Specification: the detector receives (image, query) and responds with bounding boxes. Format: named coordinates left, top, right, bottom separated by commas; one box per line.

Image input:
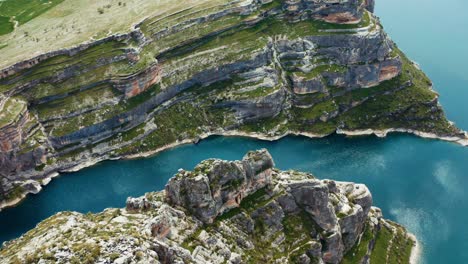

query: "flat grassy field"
left=0, top=0, right=65, bottom=35
left=0, top=0, right=228, bottom=70
left=0, top=15, right=13, bottom=35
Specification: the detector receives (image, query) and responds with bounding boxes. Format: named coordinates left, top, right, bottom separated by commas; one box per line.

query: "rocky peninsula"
left=0, top=150, right=417, bottom=263
left=0, top=0, right=466, bottom=208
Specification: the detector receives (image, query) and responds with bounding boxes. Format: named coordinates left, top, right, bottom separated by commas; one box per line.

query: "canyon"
left=0, top=0, right=465, bottom=209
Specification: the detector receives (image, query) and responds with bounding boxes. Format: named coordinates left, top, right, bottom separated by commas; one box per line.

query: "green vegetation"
left=369, top=224, right=393, bottom=263
left=0, top=0, right=65, bottom=35
left=70, top=243, right=101, bottom=264
left=161, top=13, right=373, bottom=80
left=294, top=64, right=347, bottom=79
left=293, top=92, right=330, bottom=106
left=341, top=223, right=374, bottom=264
left=0, top=40, right=129, bottom=93
left=239, top=188, right=268, bottom=211
left=114, top=102, right=228, bottom=155
left=181, top=228, right=204, bottom=253
left=215, top=187, right=270, bottom=221
left=0, top=16, right=14, bottom=35
left=0, top=97, right=27, bottom=128
left=387, top=225, right=415, bottom=264
left=292, top=101, right=338, bottom=122
left=34, top=84, right=120, bottom=120
left=367, top=222, right=413, bottom=264
left=0, top=0, right=64, bottom=25
left=335, top=51, right=457, bottom=134
left=1, top=185, right=25, bottom=201
left=35, top=164, right=46, bottom=172
left=282, top=211, right=318, bottom=262
left=140, top=0, right=235, bottom=36
left=315, top=10, right=372, bottom=31
left=239, top=112, right=288, bottom=135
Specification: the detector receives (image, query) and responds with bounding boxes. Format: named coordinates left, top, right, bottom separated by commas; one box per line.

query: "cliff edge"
left=0, top=0, right=466, bottom=208
left=0, top=150, right=417, bottom=264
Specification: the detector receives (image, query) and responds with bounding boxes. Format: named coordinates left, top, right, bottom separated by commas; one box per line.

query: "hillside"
left=0, top=0, right=466, bottom=208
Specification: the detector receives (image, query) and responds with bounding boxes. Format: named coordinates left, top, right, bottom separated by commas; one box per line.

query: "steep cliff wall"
left=0, top=150, right=417, bottom=264
left=0, top=0, right=465, bottom=207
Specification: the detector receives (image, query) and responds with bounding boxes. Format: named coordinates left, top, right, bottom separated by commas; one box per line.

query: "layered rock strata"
left=0, top=150, right=417, bottom=264
left=0, top=0, right=465, bottom=207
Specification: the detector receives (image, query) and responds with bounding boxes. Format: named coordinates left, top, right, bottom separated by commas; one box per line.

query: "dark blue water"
left=1, top=1, right=468, bottom=263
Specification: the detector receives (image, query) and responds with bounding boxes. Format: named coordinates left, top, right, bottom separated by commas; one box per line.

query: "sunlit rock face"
left=0, top=150, right=416, bottom=264
left=0, top=0, right=462, bottom=207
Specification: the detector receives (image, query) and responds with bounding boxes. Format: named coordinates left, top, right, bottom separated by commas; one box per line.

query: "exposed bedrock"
left=112, top=64, right=163, bottom=98
left=0, top=0, right=463, bottom=207
left=166, top=149, right=275, bottom=223
left=1, top=150, right=416, bottom=264
left=284, top=0, right=369, bottom=24
left=50, top=51, right=272, bottom=149
left=163, top=149, right=374, bottom=263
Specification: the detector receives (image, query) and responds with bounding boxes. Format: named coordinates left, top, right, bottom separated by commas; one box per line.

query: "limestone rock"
left=0, top=0, right=462, bottom=205
left=165, top=149, right=274, bottom=223
left=0, top=150, right=418, bottom=264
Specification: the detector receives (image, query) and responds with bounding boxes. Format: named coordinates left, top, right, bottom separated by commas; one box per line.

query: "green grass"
left=239, top=188, right=268, bottom=211
left=283, top=211, right=316, bottom=244
left=34, top=84, right=119, bottom=120
left=216, top=207, right=242, bottom=221
left=114, top=102, right=228, bottom=155
left=369, top=225, right=393, bottom=263
left=368, top=222, right=413, bottom=264
left=163, top=14, right=369, bottom=66
left=0, top=40, right=129, bottom=93
left=0, top=0, right=65, bottom=35
left=332, top=48, right=458, bottom=135
left=239, top=112, right=288, bottom=134
left=292, top=100, right=338, bottom=122
left=0, top=15, right=14, bottom=35
left=387, top=226, right=414, bottom=264
left=0, top=97, right=27, bottom=128
left=341, top=223, right=374, bottom=264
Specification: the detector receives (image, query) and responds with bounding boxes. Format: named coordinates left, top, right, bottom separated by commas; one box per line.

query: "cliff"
left=0, top=150, right=417, bottom=264
left=0, top=0, right=466, bottom=207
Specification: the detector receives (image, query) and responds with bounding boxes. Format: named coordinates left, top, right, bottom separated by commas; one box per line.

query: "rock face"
left=0, top=150, right=417, bottom=264
left=0, top=0, right=465, bottom=206
left=166, top=149, right=274, bottom=223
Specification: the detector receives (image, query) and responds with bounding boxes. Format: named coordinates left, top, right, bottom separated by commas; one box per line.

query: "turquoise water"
left=1, top=1, right=468, bottom=263
left=377, top=0, right=468, bottom=128
left=1, top=135, right=468, bottom=264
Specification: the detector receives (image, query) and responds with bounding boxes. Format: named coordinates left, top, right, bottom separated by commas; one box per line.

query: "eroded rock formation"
left=0, top=0, right=465, bottom=207
left=0, top=150, right=417, bottom=264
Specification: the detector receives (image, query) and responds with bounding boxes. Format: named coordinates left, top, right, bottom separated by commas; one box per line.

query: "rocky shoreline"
left=1, top=0, right=464, bottom=231
left=0, top=149, right=418, bottom=264
left=2, top=127, right=465, bottom=212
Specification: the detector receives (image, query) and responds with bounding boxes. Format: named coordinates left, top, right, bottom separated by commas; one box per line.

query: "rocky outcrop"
left=0, top=150, right=417, bottom=264
left=0, top=0, right=464, bottom=208
left=284, top=0, right=367, bottom=24
left=166, top=149, right=274, bottom=223
left=112, top=64, right=163, bottom=98
left=0, top=96, right=50, bottom=199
